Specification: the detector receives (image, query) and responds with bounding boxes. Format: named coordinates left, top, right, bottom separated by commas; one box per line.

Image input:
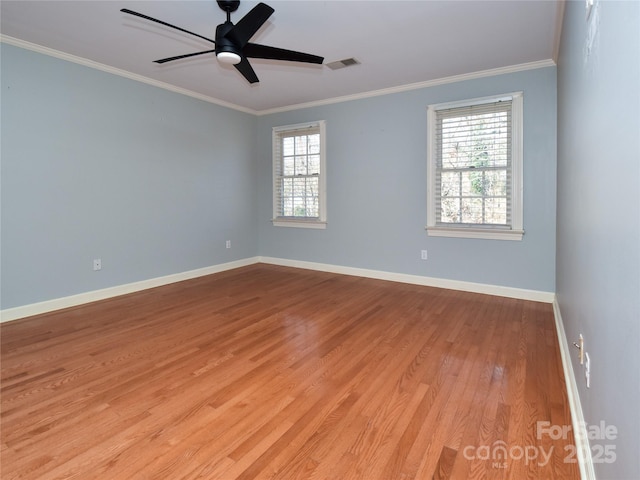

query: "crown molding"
left=2, top=34, right=556, bottom=116
left=256, top=59, right=557, bottom=115
left=0, top=34, right=258, bottom=115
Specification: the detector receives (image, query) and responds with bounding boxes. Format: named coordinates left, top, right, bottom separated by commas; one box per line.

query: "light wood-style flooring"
left=1, top=264, right=579, bottom=479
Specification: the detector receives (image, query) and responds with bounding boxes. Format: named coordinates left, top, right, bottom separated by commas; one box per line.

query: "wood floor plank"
left=1, top=264, right=579, bottom=479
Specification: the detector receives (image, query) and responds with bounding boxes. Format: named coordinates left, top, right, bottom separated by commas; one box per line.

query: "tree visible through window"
left=427, top=93, right=523, bottom=240
left=438, top=103, right=510, bottom=225
left=280, top=133, right=320, bottom=217
left=273, top=121, right=326, bottom=228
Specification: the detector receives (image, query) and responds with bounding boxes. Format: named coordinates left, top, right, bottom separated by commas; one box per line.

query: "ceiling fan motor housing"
left=215, top=22, right=241, bottom=63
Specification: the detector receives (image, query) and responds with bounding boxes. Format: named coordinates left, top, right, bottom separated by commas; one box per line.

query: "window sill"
left=426, top=226, right=524, bottom=241
left=272, top=219, right=327, bottom=229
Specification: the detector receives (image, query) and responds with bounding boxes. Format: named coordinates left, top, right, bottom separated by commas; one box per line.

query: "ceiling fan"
left=121, top=1, right=324, bottom=84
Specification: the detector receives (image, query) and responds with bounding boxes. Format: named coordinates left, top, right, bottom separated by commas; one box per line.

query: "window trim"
left=426, top=92, right=524, bottom=241
left=272, top=120, right=327, bottom=229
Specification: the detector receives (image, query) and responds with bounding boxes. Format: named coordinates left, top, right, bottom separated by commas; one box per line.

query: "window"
left=272, top=121, right=326, bottom=228
left=427, top=92, right=523, bottom=240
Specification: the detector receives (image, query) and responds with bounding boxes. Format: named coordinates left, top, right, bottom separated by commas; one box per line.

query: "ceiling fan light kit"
left=216, top=51, right=242, bottom=65
left=121, top=0, right=324, bottom=84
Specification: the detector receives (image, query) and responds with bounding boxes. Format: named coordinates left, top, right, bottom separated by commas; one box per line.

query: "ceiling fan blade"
left=234, top=56, right=259, bottom=84
left=225, top=2, right=274, bottom=48
left=154, top=50, right=217, bottom=64
left=121, top=8, right=216, bottom=45
left=243, top=43, right=324, bottom=64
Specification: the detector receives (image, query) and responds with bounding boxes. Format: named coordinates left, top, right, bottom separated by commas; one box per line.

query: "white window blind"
left=427, top=93, right=523, bottom=240
left=273, top=121, right=326, bottom=228
left=436, top=100, right=512, bottom=226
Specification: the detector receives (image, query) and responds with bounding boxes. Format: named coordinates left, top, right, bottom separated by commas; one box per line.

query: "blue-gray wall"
left=2, top=44, right=558, bottom=312
left=257, top=67, right=558, bottom=292
left=1, top=44, right=258, bottom=309
left=557, top=1, right=640, bottom=478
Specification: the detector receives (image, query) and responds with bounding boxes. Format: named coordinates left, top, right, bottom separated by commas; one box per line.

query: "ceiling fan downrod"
left=215, top=1, right=242, bottom=64
left=217, top=0, right=240, bottom=22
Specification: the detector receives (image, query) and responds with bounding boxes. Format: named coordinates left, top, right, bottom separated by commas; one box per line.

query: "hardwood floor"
left=1, top=264, right=579, bottom=479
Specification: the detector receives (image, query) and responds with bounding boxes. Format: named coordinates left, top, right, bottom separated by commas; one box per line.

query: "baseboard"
left=0, top=257, right=260, bottom=323
left=552, top=297, right=596, bottom=480
left=258, top=256, right=555, bottom=303
left=1, top=256, right=555, bottom=323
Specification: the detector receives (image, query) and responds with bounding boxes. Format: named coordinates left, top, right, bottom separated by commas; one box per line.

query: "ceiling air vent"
left=326, top=58, right=360, bottom=70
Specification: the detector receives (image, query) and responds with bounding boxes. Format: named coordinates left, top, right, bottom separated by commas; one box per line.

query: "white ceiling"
left=0, top=0, right=562, bottom=113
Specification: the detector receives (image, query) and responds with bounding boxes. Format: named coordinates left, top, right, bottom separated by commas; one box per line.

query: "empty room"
left=1, top=1, right=638, bottom=479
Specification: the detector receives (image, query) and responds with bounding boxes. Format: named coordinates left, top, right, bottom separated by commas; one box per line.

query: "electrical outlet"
left=226, top=240, right=231, bottom=249
left=93, top=258, right=102, bottom=271
left=573, top=334, right=584, bottom=364
left=421, top=250, right=428, bottom=260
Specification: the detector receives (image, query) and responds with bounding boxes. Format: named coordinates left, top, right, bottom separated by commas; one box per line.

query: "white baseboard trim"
left=1, top=256, right=555, bottom=323
left=552, top=297, right=595, bottom=480
left=258, top=256, right=555, bottom=303
left=0, top=257, right=260, bottom=323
